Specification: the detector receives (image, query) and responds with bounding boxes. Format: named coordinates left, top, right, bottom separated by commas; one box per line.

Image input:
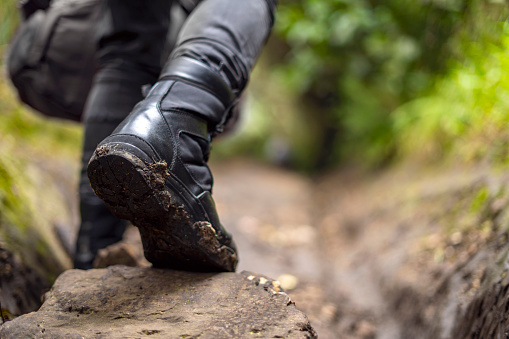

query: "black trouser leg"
left=74, top=75, right=151, bottom=269
left=75, top=0, right=276, bottom=268
left=74, top=0, right=173, bottom=269
left=161, top=0, right=277, bottom=126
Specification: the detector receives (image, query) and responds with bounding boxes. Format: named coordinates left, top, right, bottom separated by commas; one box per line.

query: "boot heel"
left=87, top=145, right=162, bottom=221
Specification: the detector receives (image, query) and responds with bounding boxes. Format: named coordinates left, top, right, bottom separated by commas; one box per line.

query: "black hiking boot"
left=87, top=58, right=238, bottom=272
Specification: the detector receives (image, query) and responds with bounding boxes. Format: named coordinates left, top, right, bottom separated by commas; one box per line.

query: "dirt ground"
left=212, top=159, right=384, bottom=338
left=98, top=158, right=509, bottom=338
left=209, top=159, right=509, bottom=338
left=98, top=158, right=351, bottom=337
left=6, top=155, right=509, bottom=338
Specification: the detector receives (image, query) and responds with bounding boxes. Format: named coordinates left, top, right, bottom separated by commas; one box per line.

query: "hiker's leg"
left=74, top=0, right=173, bottom=269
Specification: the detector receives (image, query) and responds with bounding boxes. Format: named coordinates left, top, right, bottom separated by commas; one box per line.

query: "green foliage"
left=271, top=0, right=470, bottom=169
left=470, top=187, right=489, bottom=213
left=0, top=139, right=66, bottom=282
left=0, top=0, right=19, bottom=46
left=0, top=75, right=83, bottom=158
left=0, top=151, right=30, bottom=235
left=276, top=0, right=448, bottom=96
left=0, top=0, right=507, bottom=174
left=0, top=0, right=80, bottom=280
left=393, top=20, right=509, bottom=164
left=222, top=0, right=509, bottom=171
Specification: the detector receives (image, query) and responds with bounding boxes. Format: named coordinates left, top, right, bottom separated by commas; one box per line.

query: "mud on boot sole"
left=87, top=144, right=237, bottom=272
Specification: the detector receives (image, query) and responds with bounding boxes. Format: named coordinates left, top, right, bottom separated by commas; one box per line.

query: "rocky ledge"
left=0, top=265, right=316, bottom=338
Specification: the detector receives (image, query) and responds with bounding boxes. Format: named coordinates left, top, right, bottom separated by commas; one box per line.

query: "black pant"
left=75, top=0, right=276, bottom=268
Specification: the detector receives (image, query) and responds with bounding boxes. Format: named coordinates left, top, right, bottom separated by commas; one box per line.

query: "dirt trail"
left=212, top=159, right=377, bottom=338
left=210, top=159, right=509, bottom=338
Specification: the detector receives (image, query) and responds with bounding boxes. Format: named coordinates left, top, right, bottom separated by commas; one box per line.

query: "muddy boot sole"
left=87, top=144, right=237, bottom=272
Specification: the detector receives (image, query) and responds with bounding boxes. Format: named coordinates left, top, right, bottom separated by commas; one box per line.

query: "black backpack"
left=6, top=0, right=200, bottom=122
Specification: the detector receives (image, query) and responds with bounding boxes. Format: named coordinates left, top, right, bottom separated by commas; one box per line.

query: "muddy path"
left=211, top=160, right=509, bottom=338
left=212, top=160, right=377, bottom=338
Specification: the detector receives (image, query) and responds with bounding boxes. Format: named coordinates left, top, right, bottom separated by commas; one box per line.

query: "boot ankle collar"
left=159, top=57, right=234, bottom=109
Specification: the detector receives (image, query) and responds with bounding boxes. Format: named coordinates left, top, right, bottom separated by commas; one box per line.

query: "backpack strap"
left=25, top=6, right=59, bottom=65
left=18, top=0, right=51, bottom=20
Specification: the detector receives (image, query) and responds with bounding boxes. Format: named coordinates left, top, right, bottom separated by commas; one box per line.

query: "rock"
left=92, top=226, right=151, bottom=269
left=93, top=242, right=149, bottom=269
left=0, top=265, right=317, bottom=338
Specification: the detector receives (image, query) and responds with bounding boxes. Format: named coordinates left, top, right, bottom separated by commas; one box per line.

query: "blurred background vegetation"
left=0, top=0, right=509, bottom=174
left=0, top=0, right=80, bottom=283
left=215, top=0, right=509, bottom=173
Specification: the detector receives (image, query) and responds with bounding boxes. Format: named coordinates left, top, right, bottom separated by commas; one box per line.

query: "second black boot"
left=87, top=57, right=238, bottom=272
